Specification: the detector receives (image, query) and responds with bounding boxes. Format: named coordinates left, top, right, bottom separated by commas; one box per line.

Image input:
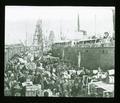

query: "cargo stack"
left=26, top=85, right=41, bottom=96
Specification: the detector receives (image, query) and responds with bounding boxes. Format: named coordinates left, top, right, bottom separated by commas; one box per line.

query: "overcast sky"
left=5, top=6, right=115, bottom=45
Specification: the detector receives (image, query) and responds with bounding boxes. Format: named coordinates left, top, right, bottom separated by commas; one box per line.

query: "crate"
left=26, top=86, right=36, bottom=96
left=103, top=91, right=114, bottom=97
left=26, top=85, right=42, bottom=96
left=4, top=89, right=11, bottom=96
left=14, top=88, right=22, bottom=96
left=26, top=87, right=36, bottom=96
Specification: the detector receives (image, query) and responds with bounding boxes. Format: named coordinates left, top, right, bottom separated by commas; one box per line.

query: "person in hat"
left=43, top=77, right=49, bottom=90
left=97, top=67, right=103, bottom=81
left=4, top=85, right=11, bottom=96
left=71, top=81, right=80, bottom=97
left=44, top=91, right=49, bottom=97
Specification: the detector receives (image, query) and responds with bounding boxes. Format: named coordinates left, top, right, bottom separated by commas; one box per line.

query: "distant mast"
left=77, top=13, right=80, bottom=32
left=112, top=8, right=115, bottom=38
left=94, top=14, right=96, bottom=36
left=26, top=32, right=27, bottom=46
left=112, top=9, right=115, bottom=32
left=25, top=23, right=28, bottom=47
left=59, top=19, right=62, bottom=40
left=60, top=21, right=62, bottom=40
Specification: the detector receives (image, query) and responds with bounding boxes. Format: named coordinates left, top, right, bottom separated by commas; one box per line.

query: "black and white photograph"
left=4, top=6, right=115, bottom=97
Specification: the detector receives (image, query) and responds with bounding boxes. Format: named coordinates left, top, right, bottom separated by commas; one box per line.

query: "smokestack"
left=77, top=13, right=80, bottom=32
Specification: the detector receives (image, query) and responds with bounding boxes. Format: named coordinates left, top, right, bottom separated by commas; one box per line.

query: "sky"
left=5, top=6, right=115, bottom=45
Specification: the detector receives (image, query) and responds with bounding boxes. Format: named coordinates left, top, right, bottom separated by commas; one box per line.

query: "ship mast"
left=94, top=14, right=96, bottom=37
left=60, top=20, right=62, bottom=40
left=60, top=19, right=65, bottom=40
left=26, top=32, right=27, bottom=46
left=25, top=23, right=28, bottom=47
left=77, top=13, right=80, bottom=32
left=112, top=8, right=115, bottom=38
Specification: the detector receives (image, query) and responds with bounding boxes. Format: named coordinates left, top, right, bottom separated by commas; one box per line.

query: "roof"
left=54, top=40, right=71, bottom=44
left=5, top=43, right=24, bottom=48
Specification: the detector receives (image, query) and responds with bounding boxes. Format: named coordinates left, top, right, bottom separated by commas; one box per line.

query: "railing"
left=75, top=42, right=114, bottom=48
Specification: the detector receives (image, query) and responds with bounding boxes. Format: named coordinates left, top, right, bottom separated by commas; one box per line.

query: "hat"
left=11, top=73, right=14, bottom=77
left=8, top=71, right=12, bottom=73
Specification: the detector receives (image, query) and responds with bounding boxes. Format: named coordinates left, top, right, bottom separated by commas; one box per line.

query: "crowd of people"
left=75, top=32, right=115, bottom=48
left=4, top=51, right=110, bottom=97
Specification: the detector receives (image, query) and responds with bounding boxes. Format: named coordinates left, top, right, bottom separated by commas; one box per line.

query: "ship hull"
left=52, top=47, right=114, bottom=70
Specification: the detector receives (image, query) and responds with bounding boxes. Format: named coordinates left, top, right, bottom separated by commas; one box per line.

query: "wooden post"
left=78, top=51, right=81, bottom=67
left=62, top=49, right=64, bottom=62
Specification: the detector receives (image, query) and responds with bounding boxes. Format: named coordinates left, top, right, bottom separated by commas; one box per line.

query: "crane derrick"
left=32, top=20, right=43, bottom=57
